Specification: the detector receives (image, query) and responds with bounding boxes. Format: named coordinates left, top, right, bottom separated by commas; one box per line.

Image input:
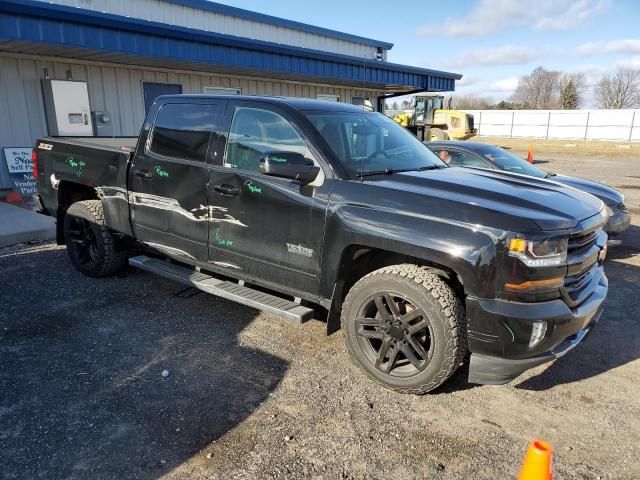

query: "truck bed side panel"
left=36, top=137, right=133, bottom=237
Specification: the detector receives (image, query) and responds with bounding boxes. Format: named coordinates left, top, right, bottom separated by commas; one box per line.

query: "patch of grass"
left=475, top=136, right=638, bottom=157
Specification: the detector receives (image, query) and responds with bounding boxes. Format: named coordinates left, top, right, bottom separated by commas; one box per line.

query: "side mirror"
left=259, top=152, right=320, bottom=185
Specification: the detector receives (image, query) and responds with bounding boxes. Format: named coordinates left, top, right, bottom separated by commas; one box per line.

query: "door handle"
left=213, top=184, right=241, bottom=196
left=134, top=169, right=153, bottom=179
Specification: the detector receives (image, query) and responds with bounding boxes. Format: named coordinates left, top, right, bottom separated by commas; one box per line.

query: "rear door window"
left=149, top=103, right=219, bottom=162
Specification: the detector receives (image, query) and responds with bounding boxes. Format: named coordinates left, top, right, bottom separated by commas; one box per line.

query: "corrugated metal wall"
left=41, top=0, right=383, bottom=60
left=0, top=53, right=384, bottom=189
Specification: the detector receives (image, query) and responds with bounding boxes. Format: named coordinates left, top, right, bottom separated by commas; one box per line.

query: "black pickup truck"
left=33, top=95, right=609, bottom=394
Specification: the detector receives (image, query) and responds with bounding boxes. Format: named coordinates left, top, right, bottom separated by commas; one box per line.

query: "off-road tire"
left=341, top=264, right=466, bottom=394
left=64, top=200, right=128, bottom=277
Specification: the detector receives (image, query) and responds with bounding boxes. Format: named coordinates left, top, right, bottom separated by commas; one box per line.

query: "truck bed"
left=35, top=135, right=135, bottom=236
left=52, top=137, right=137, bottom=153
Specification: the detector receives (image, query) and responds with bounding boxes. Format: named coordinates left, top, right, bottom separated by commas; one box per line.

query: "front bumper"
left=605, top=206, right=631, bottom=235
left=466, top=270, right=607, bottom=385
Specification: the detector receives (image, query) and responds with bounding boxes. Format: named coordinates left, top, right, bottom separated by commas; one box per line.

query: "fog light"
left=529, top=321, right=547, bottom=349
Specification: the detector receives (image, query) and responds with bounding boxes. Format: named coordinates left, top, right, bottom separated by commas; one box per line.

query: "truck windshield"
left=305, top=111, right=445, bottom=177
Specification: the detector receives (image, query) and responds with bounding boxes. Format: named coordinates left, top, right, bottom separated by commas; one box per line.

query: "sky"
left=214, top=0, right=640, bottom=106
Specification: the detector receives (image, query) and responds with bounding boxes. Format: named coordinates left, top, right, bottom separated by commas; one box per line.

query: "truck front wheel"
left=63, top=200, right=128, bottom=277
left=341, top=264, right=466, bottom=394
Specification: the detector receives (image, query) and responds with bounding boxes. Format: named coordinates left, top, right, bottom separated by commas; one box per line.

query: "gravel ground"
left=1, top=153, right=639, bottom=480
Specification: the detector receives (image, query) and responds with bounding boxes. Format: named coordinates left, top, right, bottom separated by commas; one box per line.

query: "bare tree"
left=559, top=73, right=586, bottom=109
left=594, top=69, right=640, bottom=109
left=451, top=94, right=495, bottom=110
left=511, top=67, right=561, bottom=109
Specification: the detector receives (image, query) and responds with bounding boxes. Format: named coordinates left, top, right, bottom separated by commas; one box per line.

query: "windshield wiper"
left=357, top=165, right=443, bottom=178
left=357, top=168, right=396, bottom=178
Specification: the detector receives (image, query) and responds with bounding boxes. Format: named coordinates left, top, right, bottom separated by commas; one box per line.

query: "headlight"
left=606, top=205, right=614, bottom=217
left=508, top=237, right=568, bottom=267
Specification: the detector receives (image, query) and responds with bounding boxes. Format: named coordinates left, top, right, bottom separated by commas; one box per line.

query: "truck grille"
left=563, top=228, right=603, bottom=307
left=567, top=230, right=598, bottom=255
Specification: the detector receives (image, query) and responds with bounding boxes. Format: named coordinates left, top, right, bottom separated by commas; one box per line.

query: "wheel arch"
left=325, top=244, right=466, bottom=335
left=55, top=181, right=99, bottom=244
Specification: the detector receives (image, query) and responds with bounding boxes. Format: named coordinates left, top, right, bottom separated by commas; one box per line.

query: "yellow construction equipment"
left=392, top=93, right=476, bottom=141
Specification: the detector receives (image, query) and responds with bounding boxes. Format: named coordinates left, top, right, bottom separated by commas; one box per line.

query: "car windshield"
left=472, top=144, right=547, bottom=178
left=305, top=111, right=445, bottom=176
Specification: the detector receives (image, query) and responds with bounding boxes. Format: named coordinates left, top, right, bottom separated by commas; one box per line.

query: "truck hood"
left=548, top=174, right=624, bottom=206
left=367, top=167, right=604, bottom=232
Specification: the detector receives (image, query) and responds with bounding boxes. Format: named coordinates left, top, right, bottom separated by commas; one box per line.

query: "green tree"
left=559, top=73, right=585, bottom=109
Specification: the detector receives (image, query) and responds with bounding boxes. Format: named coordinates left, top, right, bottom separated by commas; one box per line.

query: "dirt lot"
left=1, top=152, right=639, bottom=480
left=477, top=136, right=638, bottom=158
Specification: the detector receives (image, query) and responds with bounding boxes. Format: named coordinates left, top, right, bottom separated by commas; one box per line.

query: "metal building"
left=0, top=0, right=461, bottom=191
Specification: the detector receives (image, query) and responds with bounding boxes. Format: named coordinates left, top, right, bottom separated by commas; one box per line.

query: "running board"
left=129, top=255, right=314, bottom=323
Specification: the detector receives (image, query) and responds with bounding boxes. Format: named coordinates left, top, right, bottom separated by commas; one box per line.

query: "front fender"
left=320, top=202, right=505, bottom=299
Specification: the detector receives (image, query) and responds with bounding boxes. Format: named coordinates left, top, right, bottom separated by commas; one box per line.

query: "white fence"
left=464, top=109, right=640, bottom=142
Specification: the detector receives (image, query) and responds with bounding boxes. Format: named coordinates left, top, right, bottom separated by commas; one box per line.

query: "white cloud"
left=487, top=77, right=520, bottom=92
left=576, top=39, right=640, bottom=56
left=455, top=76, right=520, bottom=100
left=615, top=56, right=640, bottom=70
left=416, top=0, right=610, bottom=38
left=535, top=0, right=610, bottom=31
left=446, top=46, right=539, bottom=68
left=456, top=75, right=481, bottom=87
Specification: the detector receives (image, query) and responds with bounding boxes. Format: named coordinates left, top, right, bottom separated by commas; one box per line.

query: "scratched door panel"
left=129, top=101, right=223, bottom=262
left=129, top=159, right=210, bottom=261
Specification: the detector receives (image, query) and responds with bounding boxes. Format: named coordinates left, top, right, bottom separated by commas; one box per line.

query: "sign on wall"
left=3, top=147, right=37, bottom=196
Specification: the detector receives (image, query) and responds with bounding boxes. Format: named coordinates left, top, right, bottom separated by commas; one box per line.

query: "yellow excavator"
left=392, top=93, right=477, bottom=141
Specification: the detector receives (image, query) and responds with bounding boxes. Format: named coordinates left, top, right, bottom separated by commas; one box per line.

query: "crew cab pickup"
left=33, top=95, right=609, bottom=393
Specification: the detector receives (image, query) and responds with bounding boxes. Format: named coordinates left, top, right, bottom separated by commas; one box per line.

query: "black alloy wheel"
left=66, top=215, right=98, bottom=267
left=355, top=292, right=435, bottom=376
left=341, top=264, right=466, bottom=394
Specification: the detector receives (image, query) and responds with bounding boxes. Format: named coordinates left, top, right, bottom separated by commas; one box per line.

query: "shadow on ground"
left=0, top=246, right=288, bottom=480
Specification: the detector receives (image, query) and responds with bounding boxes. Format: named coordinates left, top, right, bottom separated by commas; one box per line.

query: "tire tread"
left=65, top=200, right=127, bottom=277
left=341, top=264, right=467, bottom=394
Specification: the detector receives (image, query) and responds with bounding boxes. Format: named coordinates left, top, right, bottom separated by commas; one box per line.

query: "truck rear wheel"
left=63, top=200, right=128, bottom=277
left=341, top=264, right=466, bottom=394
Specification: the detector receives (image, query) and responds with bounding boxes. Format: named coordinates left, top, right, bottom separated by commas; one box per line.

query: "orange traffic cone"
left=518, top=439, right=553, bottom=480
left=527, top=145, right=534, bottom=164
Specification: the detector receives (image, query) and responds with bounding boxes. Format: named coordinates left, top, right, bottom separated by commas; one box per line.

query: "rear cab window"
left=149, top=103, right=220, bottom=162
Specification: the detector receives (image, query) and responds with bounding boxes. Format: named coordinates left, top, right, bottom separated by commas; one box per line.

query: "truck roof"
left=154, top=94, right=367, bottom=112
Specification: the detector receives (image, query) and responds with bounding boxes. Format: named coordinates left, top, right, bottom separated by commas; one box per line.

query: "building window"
left=149, top=103, right=218, bottom=162
left=225, top=107, right=306, bottom=172
left=204, top=86, right=241, bottom=95
left=317, top=94, right=340, bottom=102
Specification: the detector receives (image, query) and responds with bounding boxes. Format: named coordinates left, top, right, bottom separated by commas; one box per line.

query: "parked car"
left=426, top=141, right=630, bottom=235
left=33, top=95, right=608, bottom=394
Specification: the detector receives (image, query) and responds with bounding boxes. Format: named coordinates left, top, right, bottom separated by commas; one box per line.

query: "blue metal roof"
left=164, top=0, right=395, bottom=50
left=0, top=0, right=461, bottom=92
